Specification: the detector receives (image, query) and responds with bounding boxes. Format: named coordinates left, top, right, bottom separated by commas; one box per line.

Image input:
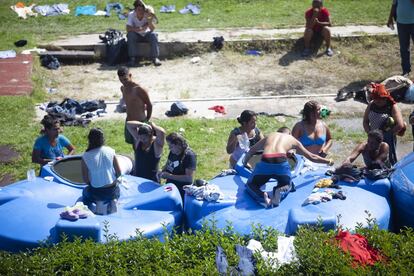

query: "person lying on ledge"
left=342, top=129, right=390, bottom=170
left=243, top=128, right=333, bottom=208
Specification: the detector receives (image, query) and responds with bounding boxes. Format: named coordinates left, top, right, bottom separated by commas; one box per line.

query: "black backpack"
left=100, top=29, right=128, bottom=66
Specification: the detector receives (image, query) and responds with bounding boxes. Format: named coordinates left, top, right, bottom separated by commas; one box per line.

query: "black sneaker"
left=153, top=58, right=162, bottom=66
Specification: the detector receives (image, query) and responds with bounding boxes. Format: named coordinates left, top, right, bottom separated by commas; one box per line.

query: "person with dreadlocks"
left=363, top=83, right=405, bottom=165
left=81, top=128, right=122, bottom=214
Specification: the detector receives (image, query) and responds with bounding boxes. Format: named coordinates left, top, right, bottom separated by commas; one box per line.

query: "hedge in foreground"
left=1, top=220, right=414, bottom=275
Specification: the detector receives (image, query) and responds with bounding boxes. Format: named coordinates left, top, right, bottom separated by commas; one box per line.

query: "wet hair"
left=166, top=132, right=188, bottom=150
left=368, top=129, right=384, bottom=144
left=302, top=100, right=319, bottom=122
left=237, top=110, right=256, bottom=125
left=86, top=128, right=105, bottom=152
left=277, top=126, right=291, bottom=134
left=41, top=115, right=59, bottom=130
left=134, top=0, right=145, bottom=9
left=138, top=124, right=153, bottom=136
left=117, top=66, right=130, bottom=77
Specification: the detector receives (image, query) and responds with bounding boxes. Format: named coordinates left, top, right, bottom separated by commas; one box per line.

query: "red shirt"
left=305, top=7, right=330, bottom=32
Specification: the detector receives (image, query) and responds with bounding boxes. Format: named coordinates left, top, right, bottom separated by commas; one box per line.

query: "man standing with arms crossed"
left=117, top=66, right=152, bottom=145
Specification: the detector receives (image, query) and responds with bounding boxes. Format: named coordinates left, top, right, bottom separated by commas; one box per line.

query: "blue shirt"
left=396, top=0, right=414, bottom=24
left=33, top=134, right=71, bottom=159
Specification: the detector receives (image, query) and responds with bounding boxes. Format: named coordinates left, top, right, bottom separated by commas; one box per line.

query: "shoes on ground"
left=153, top=58, right=162, bottom=66
left=326, top=48, right=334, bottom=57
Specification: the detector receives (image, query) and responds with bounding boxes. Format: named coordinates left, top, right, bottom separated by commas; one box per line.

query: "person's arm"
left=137, top=87, right=152, bottom=121
left=319, top=122, right=333, bottom=156
left=391, top=104, right=404, bottom=134
left=342, top=143, right=364, bottom=165
left=226, top=129, right=239, bottom=154
left=113, top=155, right=122, bottom=178
left=315, top=9, right=331, bottom=27
left=243, top=137, right=266, bottom=166
left=363, top=103, right=371, bottom=133
left=374, top=142, right=390, bottom=167
left=387, top=2, right=396, bottom=28
left=145, top=12, right=156, bottom=31
left=151, top=122, right=165, bottom=157
left=127, top=120, right=146, bottom=141
left=294, top=139, right=332, bottom=165
left=81, top=159, right=90, bottom=185
left=305, top=10, right=317, bottom=29
left=66, top=144, right=75, bottom=155
left=160, top=168, right=195, bottom=184
left=291, top=122, right=302, bottom=140
left=32, top=149, right=51, bottom=165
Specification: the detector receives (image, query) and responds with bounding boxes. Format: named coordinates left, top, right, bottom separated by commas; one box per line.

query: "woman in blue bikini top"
left=292, top=101, right=333, bottom=157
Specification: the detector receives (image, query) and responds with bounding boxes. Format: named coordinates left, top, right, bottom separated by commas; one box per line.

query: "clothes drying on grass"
left=34, top=4, right=70, bottom=16
left=0, top=50, right=17, bottom=59
left=179, top=3, right=200, bottom=15
left=75, top=5, right=96, bottom=16
left=335, top=230, right=385, bottom=267
left=10, top=3, right=37, bottom=19
left=105, top=3, right=126, bottom=19
left=160, top=5, right=175, bottom=13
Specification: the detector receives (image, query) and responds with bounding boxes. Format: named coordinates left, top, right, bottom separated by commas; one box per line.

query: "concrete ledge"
left=39, top=50, right=96, bottom=60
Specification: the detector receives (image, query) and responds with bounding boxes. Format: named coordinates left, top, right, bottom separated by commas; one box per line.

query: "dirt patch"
left=0, top=174, right=15, bottom=187
left=0, top=145, right=20, bottom=164
left=42, top=36, right=401, bottom=102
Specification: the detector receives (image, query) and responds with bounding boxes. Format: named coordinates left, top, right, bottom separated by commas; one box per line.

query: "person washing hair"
left=81, top=128, right=122, bottom=214
left=226, top=110, right=264, bottom=168
left=127, top=121, right=165, bottom=181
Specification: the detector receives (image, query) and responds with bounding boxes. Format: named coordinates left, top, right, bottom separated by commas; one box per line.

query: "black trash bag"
left=165, top=101, right=189, bottom=117
left=212, top=36, right=224, bottom=51
left=100, top=29, right=128, bottom=66
left=41, top=55, right=60, bottom=70
left=331, top=164, right=363, bottom=183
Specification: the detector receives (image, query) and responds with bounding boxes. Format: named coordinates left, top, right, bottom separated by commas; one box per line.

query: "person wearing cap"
left=302, top=0, right=333, bottom=57
left=387, top=0, right=414, bottom=76
left=126, top=0, right=161, bottom=66
left=127, top=121, right=165, bottom=182
left=363, top=83, right=405, bottom=165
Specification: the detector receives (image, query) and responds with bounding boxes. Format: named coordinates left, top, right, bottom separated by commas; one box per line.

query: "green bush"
left=1, top=219, right=414, bottom=275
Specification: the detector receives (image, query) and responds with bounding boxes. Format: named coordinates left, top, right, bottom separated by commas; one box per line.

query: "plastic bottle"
left=245, top=50, right=262, bottom=56
left=238, top=132, right=250, bottom=151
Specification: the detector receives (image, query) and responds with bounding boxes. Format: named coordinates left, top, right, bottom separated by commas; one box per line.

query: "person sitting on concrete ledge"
left=126, top=0, right=161, bottom=66
left=302, top=0, right=333, bottom=57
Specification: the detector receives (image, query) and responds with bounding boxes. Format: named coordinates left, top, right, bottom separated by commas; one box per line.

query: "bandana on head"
left=370, top=83, right=396, bottom=104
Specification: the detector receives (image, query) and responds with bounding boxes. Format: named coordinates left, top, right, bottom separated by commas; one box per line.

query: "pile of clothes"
left=40, top=98, right=107, bottom=127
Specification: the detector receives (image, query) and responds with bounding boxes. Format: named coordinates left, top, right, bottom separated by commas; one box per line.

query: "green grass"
left=0, top=0, right=391, bottom=49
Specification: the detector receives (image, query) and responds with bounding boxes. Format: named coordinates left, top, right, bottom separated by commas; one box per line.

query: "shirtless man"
left=243, top=129, right=333, bottom=208
left=117, top=66, right=152, bottom=145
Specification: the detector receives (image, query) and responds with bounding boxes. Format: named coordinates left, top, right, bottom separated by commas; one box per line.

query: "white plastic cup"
left=27, top=169, right=36, bottom=181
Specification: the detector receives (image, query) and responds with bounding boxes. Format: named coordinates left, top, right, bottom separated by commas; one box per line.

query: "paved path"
left=49, top=25, right=396, bottom=47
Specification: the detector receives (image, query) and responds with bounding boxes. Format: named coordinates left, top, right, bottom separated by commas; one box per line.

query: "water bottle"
left=238, top=133, right=250, bottom=151
left=245, top=50, right=262, bottom=56
left=27, top=169, right=36, bottom=181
